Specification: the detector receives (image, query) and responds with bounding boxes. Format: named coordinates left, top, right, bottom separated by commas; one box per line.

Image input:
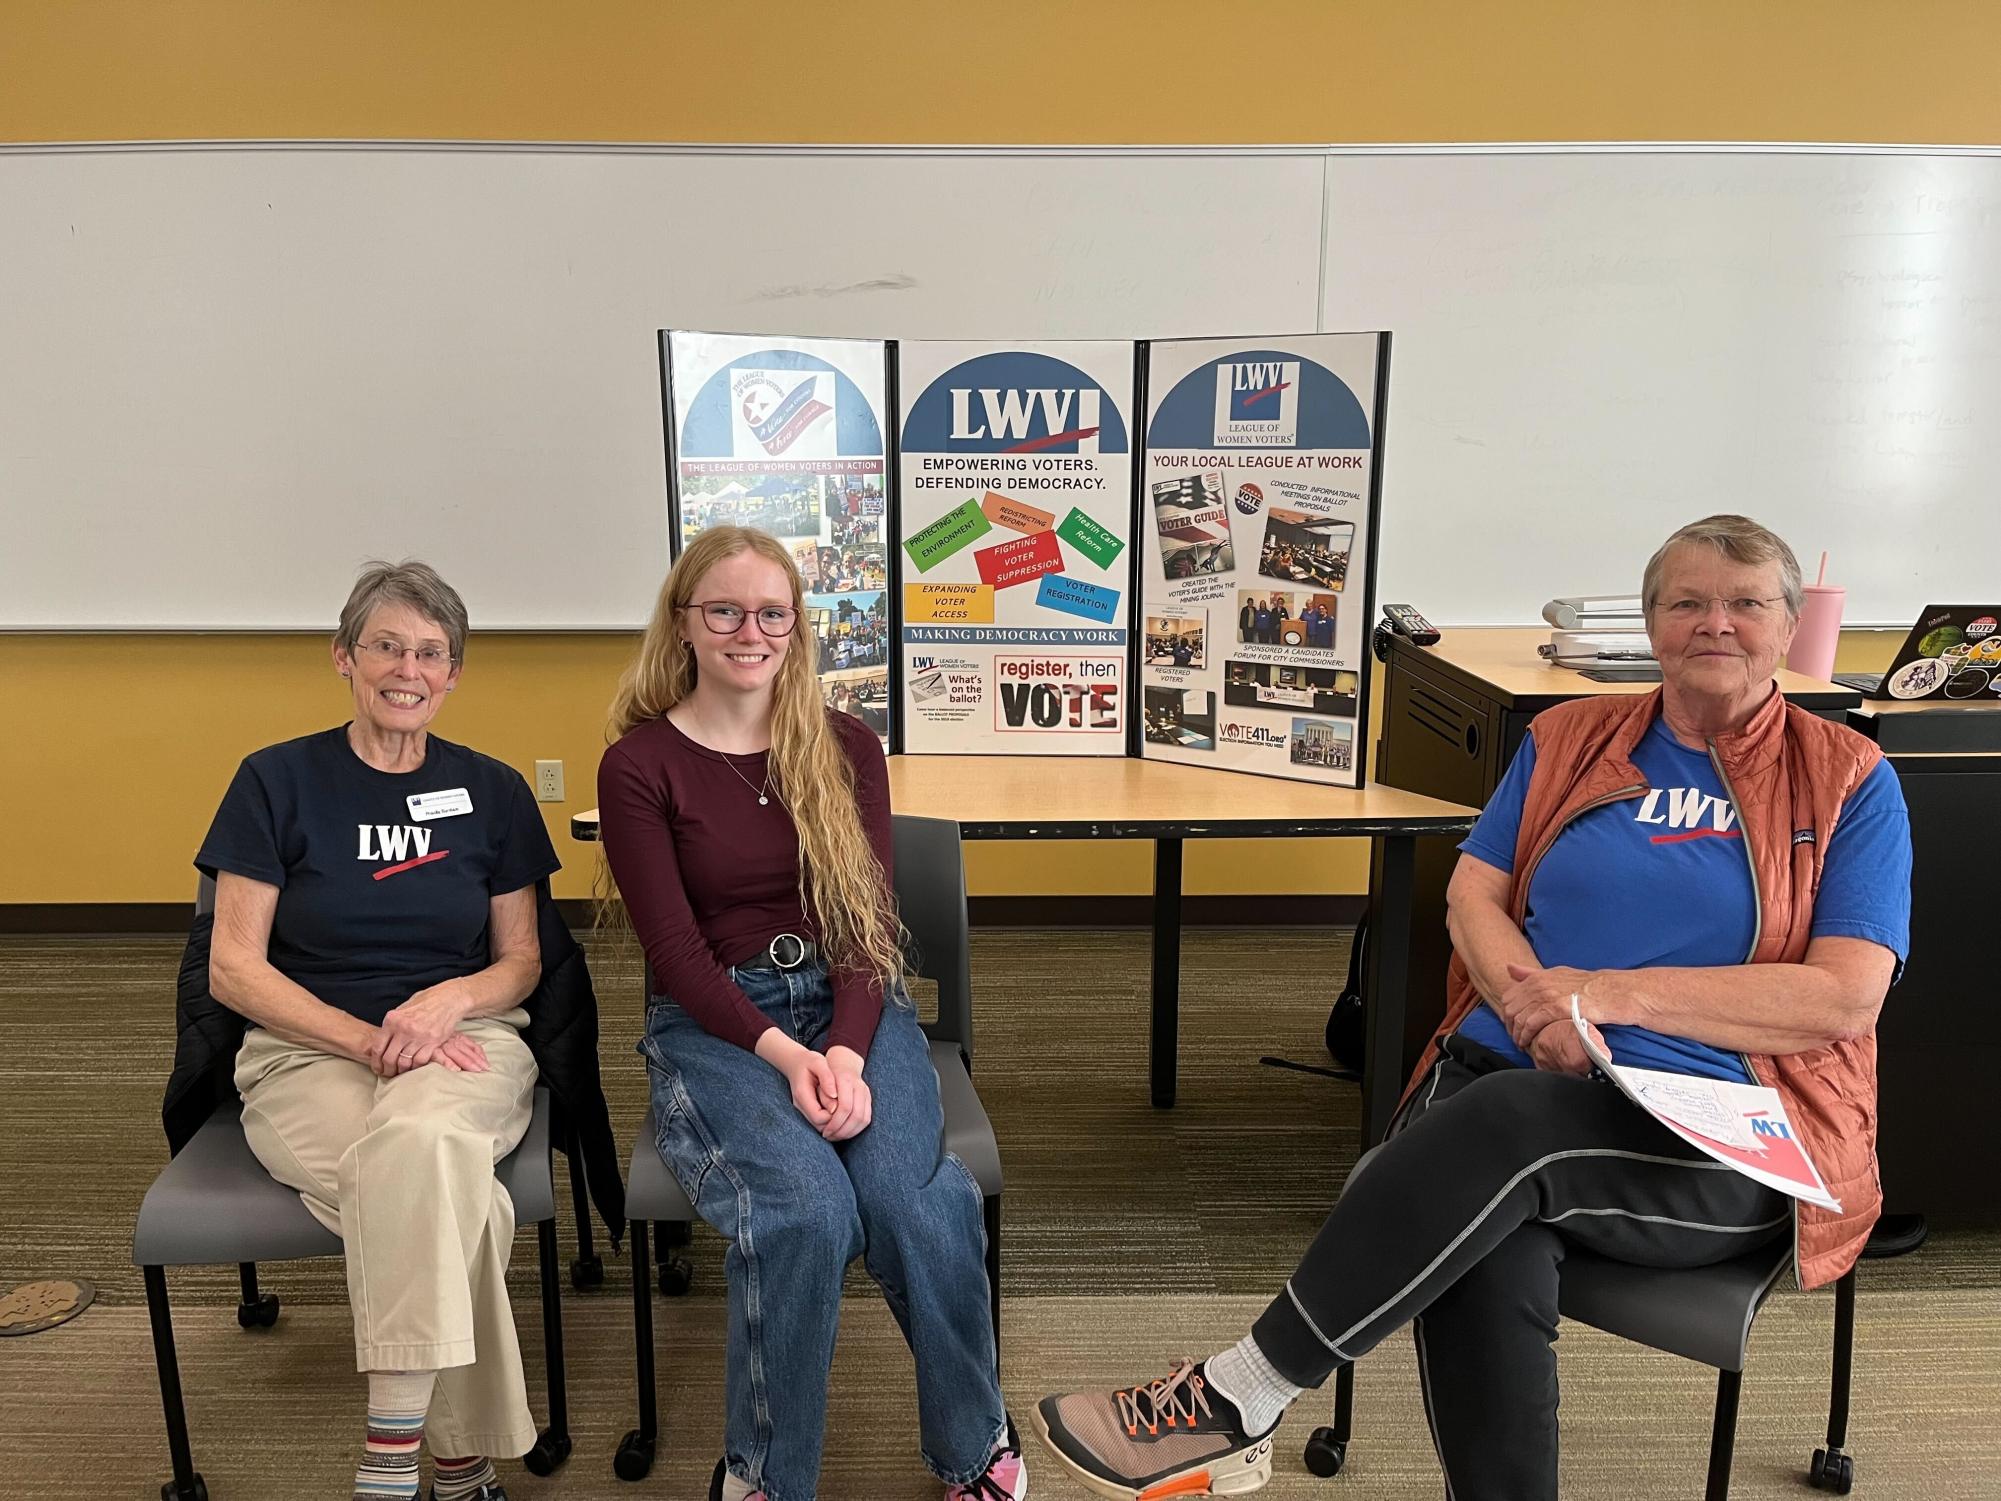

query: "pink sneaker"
left=946, top=1419, right=1028, bottom=1500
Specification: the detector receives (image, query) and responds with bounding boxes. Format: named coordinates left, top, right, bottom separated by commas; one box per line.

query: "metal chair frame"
left=134, top=877, right=581, bottom=1500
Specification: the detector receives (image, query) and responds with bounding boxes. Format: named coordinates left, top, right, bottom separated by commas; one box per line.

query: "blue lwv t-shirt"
left=1456, top=718, right=1911, bottom=1082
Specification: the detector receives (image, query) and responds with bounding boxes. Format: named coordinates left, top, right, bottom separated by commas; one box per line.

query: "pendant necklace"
left=724, top=754, right=772, bottom=807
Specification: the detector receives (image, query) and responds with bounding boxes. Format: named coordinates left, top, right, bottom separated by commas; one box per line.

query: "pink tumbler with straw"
left=1788, top=552, right=1844, bottom=682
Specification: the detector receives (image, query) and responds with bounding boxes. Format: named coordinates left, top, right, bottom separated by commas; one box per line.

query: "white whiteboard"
left=0, top=145, right=1323, bottom=629
left=3, top=143, right=1995, bottom=629
left=1326, top=150, right=2001, bottom=626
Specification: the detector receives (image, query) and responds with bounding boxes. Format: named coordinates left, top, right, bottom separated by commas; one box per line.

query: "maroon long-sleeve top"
left=598, top=709, right=892, bottom=1057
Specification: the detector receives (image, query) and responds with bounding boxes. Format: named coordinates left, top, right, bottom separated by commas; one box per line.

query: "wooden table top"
left=1396, top=627, right=1858, bottom=709
left=572, top=754, right=1478, bottom=842
left=1848, top=697, right=2001, bottom=717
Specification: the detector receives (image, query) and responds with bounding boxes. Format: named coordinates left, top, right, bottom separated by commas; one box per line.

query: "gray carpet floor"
left=1, top=927, right=1995, bottom=1498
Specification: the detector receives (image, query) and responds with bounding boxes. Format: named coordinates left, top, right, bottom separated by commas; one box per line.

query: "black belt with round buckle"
left=735, top=933, right=815, bottom=972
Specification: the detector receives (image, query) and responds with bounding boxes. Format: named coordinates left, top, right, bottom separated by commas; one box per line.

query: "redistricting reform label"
left=897, top=342, right=1135, bottom=754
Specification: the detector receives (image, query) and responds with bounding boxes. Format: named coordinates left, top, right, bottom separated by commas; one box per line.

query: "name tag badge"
left=407, top=788, right=474, bottom=822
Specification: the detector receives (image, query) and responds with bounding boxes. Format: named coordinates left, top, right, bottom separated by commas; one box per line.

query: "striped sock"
left=431, top=1454, right=499, bottom=1500
left=354, top=1370, right=435, bottom=1501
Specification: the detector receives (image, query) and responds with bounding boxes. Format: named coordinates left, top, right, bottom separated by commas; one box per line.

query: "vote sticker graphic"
left=902, top=350, right=1131, bottom=454
left=679, top=349, right=883, bottom=463
left=1147, top=348, right=1373, bottom=451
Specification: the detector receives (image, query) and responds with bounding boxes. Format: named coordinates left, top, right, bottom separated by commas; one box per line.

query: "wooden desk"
left=1392, top=625, right=1856, bottom=719
left=574, top=756, right=1477, bottom=1142
left=1374, top=628, right=1859, bottom=1079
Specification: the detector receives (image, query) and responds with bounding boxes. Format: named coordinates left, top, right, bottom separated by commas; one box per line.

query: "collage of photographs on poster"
left=895, top=341, right=1134, bottom=754
left=1138, top=334, right=1386, bottom=788
left=664, top=332, right=893, bottom=743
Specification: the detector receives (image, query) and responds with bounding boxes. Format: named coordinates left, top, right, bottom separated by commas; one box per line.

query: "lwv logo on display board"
left=904, top=350, right=1130, bottom=456
left=948, top=387, right=1104, bottom=453
left=1212, top=360, right=1300, bottom=447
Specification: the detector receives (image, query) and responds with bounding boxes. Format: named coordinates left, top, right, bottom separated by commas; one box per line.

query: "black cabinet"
left=1857, top=756, right=1999, bottom=1227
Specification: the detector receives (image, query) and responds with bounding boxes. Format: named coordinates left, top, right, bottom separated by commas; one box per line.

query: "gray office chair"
left=611, top=814, right=1003, bottom=1483
left=134, top=880, right=574, bottom=1501
left=1301, top=1146, right=1859, bottom=1499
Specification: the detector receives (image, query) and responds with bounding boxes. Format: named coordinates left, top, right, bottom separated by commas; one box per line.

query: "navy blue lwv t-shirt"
left=1456, top=719, right=1911, bottom=1082
left=196, top=727, right=560, bottom=1024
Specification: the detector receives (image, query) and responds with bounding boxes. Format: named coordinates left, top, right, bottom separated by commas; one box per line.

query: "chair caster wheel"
left=657, top=1256, right=694, bottom=1296
left=570, top=1255, right=605, bottom=1290
left=523, top=1429, right=572, bottom=1476
left=235, top=1293, right=280, bottom=1328
left=1303, top=1426, right=1347, bottom=1477
left=614, top=1430, right=656, bottom=1482
left=161, top=1477, right=209, bottom=1501
left=1809, top=1447, right=1855, bottom=1493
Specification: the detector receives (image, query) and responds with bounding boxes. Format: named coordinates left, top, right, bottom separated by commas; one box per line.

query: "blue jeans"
left=642, top=963, right=1006, bottom=1501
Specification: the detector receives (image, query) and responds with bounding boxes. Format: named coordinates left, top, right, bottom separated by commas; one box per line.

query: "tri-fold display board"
left=662, top=329, right=1389, bottom=788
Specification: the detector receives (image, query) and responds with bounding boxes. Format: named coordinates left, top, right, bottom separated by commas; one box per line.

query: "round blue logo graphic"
left=903, top=350, right=1129, bottom=454
left=677, top=347, right=883, bottom=459
left=1146, top=348, right=1372, bottom=451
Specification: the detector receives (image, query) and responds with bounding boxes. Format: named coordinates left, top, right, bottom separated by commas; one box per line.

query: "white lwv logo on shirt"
left=1633, top=788, right=1739, bottom=837
left=357, top=824, right=434, bottom=861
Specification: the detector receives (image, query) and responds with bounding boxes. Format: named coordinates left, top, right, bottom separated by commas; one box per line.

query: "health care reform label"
left=897, top=342, right=1135, bottom=753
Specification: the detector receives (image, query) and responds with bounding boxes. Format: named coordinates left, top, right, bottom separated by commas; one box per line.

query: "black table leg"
left=1151, top=836, right=1184, bottom=1107
left=1362, top=834, right=1415, bottom=1144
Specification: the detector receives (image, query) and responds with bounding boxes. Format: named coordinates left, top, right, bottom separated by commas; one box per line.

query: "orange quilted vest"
left=1399, top=685, right=1888, bottom=1289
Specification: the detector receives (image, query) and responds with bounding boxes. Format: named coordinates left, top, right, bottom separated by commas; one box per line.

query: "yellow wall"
left=8, top=2, right=2000, bottom=146
left=4, top=5, right=1981, bottom=905
left=0, top=630, right=1907, bottom=904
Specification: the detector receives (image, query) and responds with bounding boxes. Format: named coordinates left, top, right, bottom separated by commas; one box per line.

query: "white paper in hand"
left=1570, top=997, right=1840, bottom=1212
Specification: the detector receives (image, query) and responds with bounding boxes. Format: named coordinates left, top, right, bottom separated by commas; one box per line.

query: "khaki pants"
left=234, top=1011, right=539, bottom=1457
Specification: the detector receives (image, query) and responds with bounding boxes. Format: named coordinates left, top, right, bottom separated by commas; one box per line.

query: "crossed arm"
left=1444, top=856, right=1895, bottom=1074
left=209, top=870, right=540, bottom=1076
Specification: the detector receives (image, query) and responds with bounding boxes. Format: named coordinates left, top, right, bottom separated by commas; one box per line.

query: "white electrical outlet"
left=534, top=759, right=565, bottom=803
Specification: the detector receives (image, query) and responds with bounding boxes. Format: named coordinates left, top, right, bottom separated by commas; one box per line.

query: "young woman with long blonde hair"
left=598, top=526, right=1022, bottom=1501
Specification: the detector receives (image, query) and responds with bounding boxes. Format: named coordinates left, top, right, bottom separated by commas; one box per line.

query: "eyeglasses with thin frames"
left=1652, top=596, right=1788, bottom=622
left=355, top=640, right=454, bottom=668
left=681, top=601, right=798, bottom=636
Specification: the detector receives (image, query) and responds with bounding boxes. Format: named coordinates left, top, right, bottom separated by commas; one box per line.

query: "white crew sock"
left=1203, top=1335, right=1305, bottom=1437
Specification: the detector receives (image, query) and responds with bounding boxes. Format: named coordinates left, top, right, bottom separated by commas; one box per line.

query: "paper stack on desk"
left=1571, top=999, right=1840, bottom=1211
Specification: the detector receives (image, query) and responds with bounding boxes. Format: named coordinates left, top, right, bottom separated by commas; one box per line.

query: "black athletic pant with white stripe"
left=1250, top=1036, right=1790, bottom=1501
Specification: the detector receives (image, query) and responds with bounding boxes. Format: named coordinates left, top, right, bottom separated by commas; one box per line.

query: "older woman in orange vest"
left=1033, top=515, right=1911, bottom=1501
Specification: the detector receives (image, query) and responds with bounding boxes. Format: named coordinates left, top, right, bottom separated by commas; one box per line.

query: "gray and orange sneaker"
left=1034, top=1360, right=1275, bottom=1499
